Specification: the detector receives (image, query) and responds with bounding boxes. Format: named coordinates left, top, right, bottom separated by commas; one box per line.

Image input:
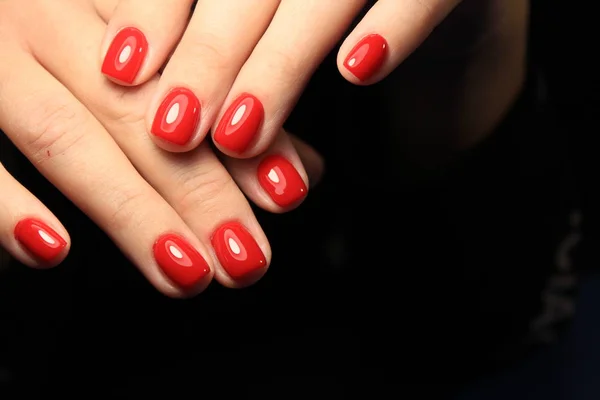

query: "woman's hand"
left=100, top=0, right=461, bottom=157
left=0, top=0, right=322, bottom=297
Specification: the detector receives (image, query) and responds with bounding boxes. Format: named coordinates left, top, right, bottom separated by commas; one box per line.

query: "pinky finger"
left=0, top=163, right=70, bottom=268
left=224, top=131, right=311, bottom=214
left=338, top=0, right=461, bottom=84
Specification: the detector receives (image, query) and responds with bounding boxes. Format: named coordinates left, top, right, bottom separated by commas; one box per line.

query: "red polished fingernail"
left=343, top=34, right=388, bottom=82
left=102, top=27, right=148, bottom=84
left=214, top=93, right=264, bottom=154
left=211, top=222, right=266, bottom=280
left=258, top=155, right=307, bottom=208
left=153, top=234, right=210, bottom=289
left=151, top=87, right=201, bottom=146
left=14, top=218, right=67, bottom=263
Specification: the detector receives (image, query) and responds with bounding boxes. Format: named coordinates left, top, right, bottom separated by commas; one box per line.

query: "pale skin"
left=0, top=0, right=527, bottom=295
left=0, top=0, right=319, bottom=297
left=100, top=0, right=462, bottom=157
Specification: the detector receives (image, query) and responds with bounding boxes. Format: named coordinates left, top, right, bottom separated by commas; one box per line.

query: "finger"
left=211, top=0, right=366, bottom=158
left=0, top=51, right=213, bottom=297
left=99, top=0, right=194, bottom=85
left=338, top=0, right=461, bottom=85
left=0, top=163, right=70, bottom=268
left=159, top=144, right=272, bottom=287
left=29, top=8, right=271, bottom=287
left=146, top=0, right=280, bottom=152
left=223, top=131, right=309, bottom=214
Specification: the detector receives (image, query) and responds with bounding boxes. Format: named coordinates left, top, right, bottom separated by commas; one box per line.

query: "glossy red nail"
left=102, top=27, right=148, bottom=84
left=14, top=218, right=66, bottom=263
left=343, top=34, right=388, bottom=82
left=153, top=234, right=210, bottom=289
left=214, top=93, right=264, bottom=154
left=211, top=222, right=266, bottom=280
left=151, top=87, right=201, bottom=146
left=258, top=155, right=307, bottom=208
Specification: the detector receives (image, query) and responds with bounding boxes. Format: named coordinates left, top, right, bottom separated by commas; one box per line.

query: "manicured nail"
left=14, top=218, right=66, bottom=263
left=151, top=87, right=201, bottom=146
left=211, top=222, right=266, bottom=280
left=214, top=93, right=264, bottom=154
left=154, top=234, right=210, bottom=289
left=102, top=27, right=148, bottom=84
left=343, top=34, right=388, bottom=81
left=258, top=155, right=307, bottom=207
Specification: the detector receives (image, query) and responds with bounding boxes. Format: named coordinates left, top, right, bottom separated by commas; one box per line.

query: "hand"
left=100, top=0, right=461, bottom=158
left=0, top=0, right=322, bottom=297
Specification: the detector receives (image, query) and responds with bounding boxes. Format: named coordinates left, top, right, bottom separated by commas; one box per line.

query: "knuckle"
left=105, top=189, right=148, bottom=232
left=23, top=99, right=87, bottom=163
left=174, top=163, right=236, bottom=218
left=90, top=82, right=155, bottom=133
left=98, top=82, right=154, bottom=124
left=412, top=0, right=441, bottom=24
left=95, top=91, right=147, bottom=134
left=183, top=34, right=230, bottom=71
left=414, top=0, right=434, bottom=15
left=259, top=48, right=305, bottom=86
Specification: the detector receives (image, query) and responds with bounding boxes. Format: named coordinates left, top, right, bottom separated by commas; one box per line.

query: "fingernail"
left=102, top=27, right=148, bottom=84
left=151, top=87, right=201, bottom=146
left=214, top=93, right=264, bottom=154
left=211, top=222, right=266, bottom=280
left=14, top=218, right=66, bottom=263
left=153, top=234, right=211, bottom=289
left=343, top=34, right=388, bottom=82
left=258, top=155, right=307, bottom=207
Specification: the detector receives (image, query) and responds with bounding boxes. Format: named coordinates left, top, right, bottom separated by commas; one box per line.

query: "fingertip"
left=13, top=217, right=71, bottom=269
left=101, top=26, right=150, bottom=86
left=210, top=220, right=271, bottom=289
left=100, top=0, right=195, bottom=86
left=257, top=154, right=308, bottom=210
left=152, top=232, right=215, bottom=298
left=148, top=86, right=204, bottom=152
left=338, top=33, right=389, bottom=86
left=212, top=92, right=266, bottom=159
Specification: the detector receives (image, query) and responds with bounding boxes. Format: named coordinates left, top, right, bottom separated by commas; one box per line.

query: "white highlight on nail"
left=348, top=58, right=356, bottom=67
left=169, top=245, right=183, bottom=259
left=228, top=238, right=241, bottom=255
left=267, top=169, right=280, bottom=184
left=166, top=103, right=180, bottom=124
left=119, top=45, right=132, bottom=64
left=38, top=230, right=55, bottom=245
left=231, top=104, right=247, bottom=126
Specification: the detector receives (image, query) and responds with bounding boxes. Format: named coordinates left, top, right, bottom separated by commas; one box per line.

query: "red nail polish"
left=214, top=93, right=264, bottom=154
left=343, top=34, right=388, bottom=82
left=151, top=87, right=201, bottom=146
left=211, top=222, right=266, bottom=280
left=14, top=218, right=66, bottom=263
left=102, top=27, right=148, bottom=84
left=258, top=155, right=307, bottom=208
left=153, top=234, right=210, bottom=289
